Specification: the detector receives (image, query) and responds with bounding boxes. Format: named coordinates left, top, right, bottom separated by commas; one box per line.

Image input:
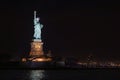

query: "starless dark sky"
left=0, top=0, right=115, bottom=59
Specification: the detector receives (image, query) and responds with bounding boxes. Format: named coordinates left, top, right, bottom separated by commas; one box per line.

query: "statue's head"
left=36, top=17, right=40, bottom=22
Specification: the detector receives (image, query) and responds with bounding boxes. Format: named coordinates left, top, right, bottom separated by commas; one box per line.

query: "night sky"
left=0, top=0, right=115, bottom=60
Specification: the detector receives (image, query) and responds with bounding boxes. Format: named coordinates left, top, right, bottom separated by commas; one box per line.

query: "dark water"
left=0, top=69, right=120, bottom=80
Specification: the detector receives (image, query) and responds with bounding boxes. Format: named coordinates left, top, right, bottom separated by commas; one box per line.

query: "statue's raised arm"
left=34, top=11, right=37, bottom=25
left=34, top=11, right=36, bottom=18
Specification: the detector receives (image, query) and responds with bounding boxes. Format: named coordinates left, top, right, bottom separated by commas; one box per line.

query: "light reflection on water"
left=28, top=70, right=46, bottom=80
left=0, top=69, right=118, bottom=80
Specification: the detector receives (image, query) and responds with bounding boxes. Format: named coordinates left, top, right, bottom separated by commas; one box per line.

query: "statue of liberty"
left=33, top=11, right=43, bottom=40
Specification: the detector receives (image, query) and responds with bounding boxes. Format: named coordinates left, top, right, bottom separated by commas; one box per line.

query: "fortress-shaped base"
left=22, top=39, right=52, bottom=62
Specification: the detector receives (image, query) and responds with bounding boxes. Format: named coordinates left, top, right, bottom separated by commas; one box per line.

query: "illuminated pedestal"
left=22, top=39, right=52, bottom=62
left=29, top=39, right=44, bottom=57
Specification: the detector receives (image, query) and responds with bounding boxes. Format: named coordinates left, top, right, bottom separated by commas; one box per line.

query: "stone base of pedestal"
left=22, top=57, right=52, bottom=62
left=22, top=39, right=52, bottom=62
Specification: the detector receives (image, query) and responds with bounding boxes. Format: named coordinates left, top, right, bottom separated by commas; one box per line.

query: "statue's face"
left=36, top=18, right=39, bottom=22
